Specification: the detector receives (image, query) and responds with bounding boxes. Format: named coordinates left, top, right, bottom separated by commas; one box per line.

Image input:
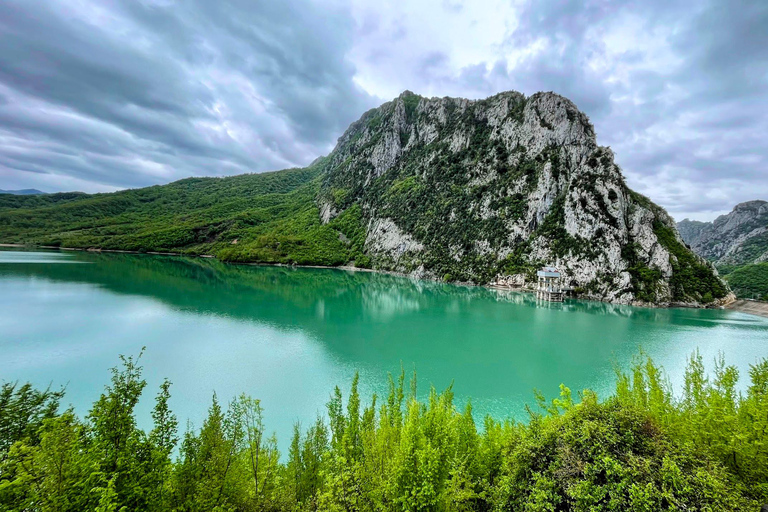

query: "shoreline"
left=3, top=243, right=762, bottom=317
left=725, top=299, right=768, bottom=319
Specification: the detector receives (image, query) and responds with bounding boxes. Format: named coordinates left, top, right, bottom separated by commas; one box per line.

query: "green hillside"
left=723, top=262, right=768, bottom=301
left=0, top=162, right=367, bottom=267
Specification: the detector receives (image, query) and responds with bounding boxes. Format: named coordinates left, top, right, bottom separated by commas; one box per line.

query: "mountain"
left=677, top=200, right=768, bottom=266
left=0, top=188, right=45, bottom=195
left=317, top=91, right=727, bottom=305
left=678, top=201, right=768, bottom=301
left=676, top=219, right=709, bottom=247
left=0, top=90, right=728, bottom=306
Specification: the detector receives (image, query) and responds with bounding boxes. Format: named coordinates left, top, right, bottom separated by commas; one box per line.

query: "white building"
left=536, top=267, right=564, bottom=302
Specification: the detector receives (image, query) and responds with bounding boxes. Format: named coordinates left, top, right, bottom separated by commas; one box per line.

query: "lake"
left=1, top=248, right=767, bottom=450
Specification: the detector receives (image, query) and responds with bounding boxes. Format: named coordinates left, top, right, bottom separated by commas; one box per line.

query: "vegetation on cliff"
left=0, top=352, right=766, bottom=511
left=316, top=91, right=726, bottom=304
left=651, top=220, right=728, bottom=302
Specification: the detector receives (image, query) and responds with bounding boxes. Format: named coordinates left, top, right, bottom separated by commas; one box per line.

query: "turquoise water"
left=1, top=248, right=766, bottom=449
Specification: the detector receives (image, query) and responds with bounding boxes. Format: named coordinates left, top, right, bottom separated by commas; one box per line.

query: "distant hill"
left=724, top=262, right=768, bottom=301
left=0, top=191, right=87, bottom=211
left=0, top=90, right=728, bottom=306
left=676, top=219, right=709, bottom=246
left=678, top=201, right=768, bottom=301
left=677, top=200, right=768, bottom=266
left=0, top=188, right=45, bottom=195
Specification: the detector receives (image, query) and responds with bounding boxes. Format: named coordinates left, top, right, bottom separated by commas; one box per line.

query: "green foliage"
left=0, top=382, right=64, bottom=459
left=622, top=242, right=662, bottom=302
left=331, top=188, right=348, bottom=208
left=628, top=189, right=652, bottom=210
left=402, top=92, right=421, bottom=122
left=508, top=96, right=527, bottom=124
left=723, top=262, right=768, bottom=300
left=2, top=352, right=767, bottom=511
left=325, top=203, right=368, bottom=267
left=367, top=112, right=383, bottom=131
left=0, top=191, right=88, bottom=211
left=499, top=243, right=537, bottom=280
left=653, top=220, right=728, bottom=302
left=617, top=352, right=768, bottom=502
left=0, top=383, right=66, bottom=507
left=6, top=412, right=98, bottom=511
left=0, top=166, right=380, bottom=269
left=537, top=193, right=596, bottom=259
left=716, top=264, right=740, bottom=276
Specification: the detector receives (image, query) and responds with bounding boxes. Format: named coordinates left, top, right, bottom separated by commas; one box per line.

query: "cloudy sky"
left=0, top=0, right=765, bottom=221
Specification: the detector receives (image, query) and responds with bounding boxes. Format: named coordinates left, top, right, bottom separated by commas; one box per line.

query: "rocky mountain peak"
left=678, top=199, right=768, bottom=265
left=318, top=89, right=728, bottom=305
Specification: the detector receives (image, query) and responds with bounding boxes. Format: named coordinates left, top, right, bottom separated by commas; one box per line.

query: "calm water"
left=1, top=248, right=767, bottom=448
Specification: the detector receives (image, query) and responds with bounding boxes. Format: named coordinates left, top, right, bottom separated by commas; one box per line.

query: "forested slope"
left=0, top=164, right=369, bottom=267
left=722, top=262, right=768, bottom=300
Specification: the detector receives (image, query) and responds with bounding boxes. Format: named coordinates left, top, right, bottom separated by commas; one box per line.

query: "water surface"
left=1, top=248, right=766, bottom=448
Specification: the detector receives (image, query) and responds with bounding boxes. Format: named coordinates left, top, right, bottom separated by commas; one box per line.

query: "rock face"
left=678, top=201, right=768, bottom=266
left=0, top=189, right=45, bottom=195
left=676, top=219, right=710, bottom=247
left=318, top=90, right=728, bottom=305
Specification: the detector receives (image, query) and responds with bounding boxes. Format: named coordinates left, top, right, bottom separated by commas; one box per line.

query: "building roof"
left=537, top=266, right=561, bottom=278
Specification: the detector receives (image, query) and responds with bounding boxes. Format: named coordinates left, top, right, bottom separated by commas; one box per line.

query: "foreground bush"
left=0, top=351, right=766, bottom=511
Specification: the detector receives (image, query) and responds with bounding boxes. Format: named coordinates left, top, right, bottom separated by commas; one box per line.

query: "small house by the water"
left=536, top=267, right=564, bottom=302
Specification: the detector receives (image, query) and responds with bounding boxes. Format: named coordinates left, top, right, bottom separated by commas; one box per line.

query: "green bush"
left=1, top=352, right=765, bottom=511
left=653, top=220, right=728, bottom=302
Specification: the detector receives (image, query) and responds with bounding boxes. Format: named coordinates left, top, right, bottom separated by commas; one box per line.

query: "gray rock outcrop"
left=317, top=90, right=728, bottom=305
left=678, top=200, right=768, bottom=265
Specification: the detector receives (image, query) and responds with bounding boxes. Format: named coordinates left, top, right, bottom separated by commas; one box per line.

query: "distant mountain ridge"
left=0, top=189, right=45, bottom=195
left=678, top=200, right=768, bottom=265
left=0, top=90, right=728, bottom=306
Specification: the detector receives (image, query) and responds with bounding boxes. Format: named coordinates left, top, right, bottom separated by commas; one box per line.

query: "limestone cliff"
left=318, top=90, right=728, bottom=305
left=678, top=201, right=768, bottom=266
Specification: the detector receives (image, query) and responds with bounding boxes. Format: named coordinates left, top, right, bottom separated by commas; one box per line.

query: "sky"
left=0, top=0, right=766, bottom=221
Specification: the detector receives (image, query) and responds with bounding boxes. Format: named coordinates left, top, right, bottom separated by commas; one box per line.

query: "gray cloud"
left=438, top=0, right=768, bottom=220
left=0, top=0, right=376, bottom=191
left=0, top=0, right=765, bottom=220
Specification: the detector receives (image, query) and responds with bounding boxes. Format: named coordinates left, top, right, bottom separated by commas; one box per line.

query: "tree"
left=146, top=379, right=178, bottom=511
left=0, top=382, right=64, bottom=459
left=87, top=350, right=148, bottom=509
left=7, top=412, right=98, bottom=511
